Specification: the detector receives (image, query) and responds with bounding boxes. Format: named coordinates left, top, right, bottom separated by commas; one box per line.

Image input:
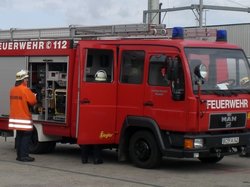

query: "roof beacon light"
left=216, top=30, right=227, bottom=42
left=172, top=27, right=184, bottom=39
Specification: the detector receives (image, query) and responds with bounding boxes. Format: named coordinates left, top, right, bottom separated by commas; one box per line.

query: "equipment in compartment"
left=56, top=80, right=67, bottom=87
left=54, top=89, right=66, bottom=121
left=55, top=89, right=66, bottom=114
left=47, top=71, right=60, bottom=81
left=59, top=73, right=67, bottom=80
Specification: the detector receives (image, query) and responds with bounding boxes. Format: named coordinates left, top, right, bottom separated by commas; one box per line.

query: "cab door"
left=143, top=50, right=187, bottom=132
left=115, top=46, right=147, bottom=141
left=77, top=43, right=117, bottom=144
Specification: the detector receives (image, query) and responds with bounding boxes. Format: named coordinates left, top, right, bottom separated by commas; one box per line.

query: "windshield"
left=185, top=48, right=250, bottom=95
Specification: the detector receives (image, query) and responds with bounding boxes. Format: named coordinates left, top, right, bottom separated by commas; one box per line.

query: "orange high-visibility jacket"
left=9, top=84, right=37, bottom=131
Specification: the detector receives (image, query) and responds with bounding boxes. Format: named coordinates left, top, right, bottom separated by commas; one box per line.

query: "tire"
left=239, top=152, right=250, bottom=157
left=29, top=128, right=56, bottom=154
left=129, top=130, right=161, bottom=169
left=198, top=156, right=224, bottom=164
left=239, top=149, right=250, bottom=157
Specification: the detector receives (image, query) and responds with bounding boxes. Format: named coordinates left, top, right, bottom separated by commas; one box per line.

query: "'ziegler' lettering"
left=207, top=99, right=248, bottom=109
left=99, top=131, right=113, bottom=139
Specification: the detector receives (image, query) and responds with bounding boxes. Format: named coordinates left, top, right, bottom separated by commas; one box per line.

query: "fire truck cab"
left=0, top=24, right=250, bottom=168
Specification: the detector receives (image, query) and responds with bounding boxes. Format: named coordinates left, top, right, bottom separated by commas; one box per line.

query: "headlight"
left=194, top=139, right=204, bottom=149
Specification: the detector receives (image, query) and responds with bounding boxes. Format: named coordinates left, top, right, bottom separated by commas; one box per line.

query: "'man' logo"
left=221, top=114, right=237, bottom=128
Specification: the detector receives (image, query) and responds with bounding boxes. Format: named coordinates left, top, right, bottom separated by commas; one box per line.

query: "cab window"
left=84, top=49, right=113, bottom=83
left=120, top=50, right=145, bottom=84
left=148, top=55, right=169, bottom=86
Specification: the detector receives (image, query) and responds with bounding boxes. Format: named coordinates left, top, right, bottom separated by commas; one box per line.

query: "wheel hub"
left=134, top=139, right=151, bottom=161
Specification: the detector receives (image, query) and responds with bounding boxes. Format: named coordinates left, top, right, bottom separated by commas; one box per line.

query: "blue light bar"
left=216, top=30, right=227, bottom=42
left=172, top=27, right=184, bottom=39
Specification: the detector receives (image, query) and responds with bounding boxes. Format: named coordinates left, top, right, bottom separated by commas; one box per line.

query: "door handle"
left=144, top=101, right=154, bottom=107
left=80, top=99, right=90, bottom=104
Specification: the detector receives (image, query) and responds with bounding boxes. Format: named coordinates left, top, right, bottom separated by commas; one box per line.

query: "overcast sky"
left=1, top=0, right=250, bottom=29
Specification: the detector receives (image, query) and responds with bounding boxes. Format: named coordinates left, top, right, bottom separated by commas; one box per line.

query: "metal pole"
left=148, top=0, right=151, bottom=23
left=148, top=0, right=159, bottom=24
left=199, top=0, right=203, bottom=28
left=159, top=3, right=163, bottom=24
left=204, top=10, right=208, bottom=27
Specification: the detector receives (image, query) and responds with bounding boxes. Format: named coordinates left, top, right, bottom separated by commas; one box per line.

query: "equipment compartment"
left=29, top=56, right=68, bottom=122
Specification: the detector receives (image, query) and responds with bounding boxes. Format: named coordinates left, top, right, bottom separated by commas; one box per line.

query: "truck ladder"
left=0, top=23, right=167, bottom=41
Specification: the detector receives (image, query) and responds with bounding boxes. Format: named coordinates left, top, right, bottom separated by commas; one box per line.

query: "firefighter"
left=240, top=77, right=250, bottom=87
left=9, top=70, right=37, bottom=162
left=80, top=145, right=103, bottom=164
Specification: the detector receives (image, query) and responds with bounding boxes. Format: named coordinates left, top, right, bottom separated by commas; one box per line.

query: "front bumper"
left=162, top=131, right=250, bottom=158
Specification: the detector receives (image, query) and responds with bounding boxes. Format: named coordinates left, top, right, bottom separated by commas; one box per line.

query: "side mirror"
left=168, top=57, right=184, bottom=101
left=167, top=58, right=179, bottom=81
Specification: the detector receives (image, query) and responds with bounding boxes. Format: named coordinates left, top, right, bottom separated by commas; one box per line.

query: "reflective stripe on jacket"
left=8, top=118, right=33, bottom=131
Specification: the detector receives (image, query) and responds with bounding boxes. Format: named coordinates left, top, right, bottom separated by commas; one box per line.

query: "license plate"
left=222, top=137, right=239, bottom=145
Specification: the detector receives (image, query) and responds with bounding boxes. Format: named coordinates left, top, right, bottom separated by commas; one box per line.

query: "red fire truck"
left=0, top=24, right=250, bottom=168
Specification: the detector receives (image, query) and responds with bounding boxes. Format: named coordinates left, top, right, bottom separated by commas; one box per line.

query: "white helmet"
left=240, top=77, right=250, bottom=87
left=16, top=70, right=29, bottom=81
left=95, top=70, right=107, bottom=81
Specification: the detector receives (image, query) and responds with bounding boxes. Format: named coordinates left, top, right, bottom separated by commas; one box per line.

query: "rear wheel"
left=29, top=128, right=56, bottom=154
left=239, top=148, right=250, bottom=157
left=129, top=130, right=161, bottom=169
left=198, top=156, right=224, bottom=164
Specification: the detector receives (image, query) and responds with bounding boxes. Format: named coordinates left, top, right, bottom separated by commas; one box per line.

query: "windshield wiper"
left=235, top=89, right=250, bottom=94
left=213, top=90, right=238, bottom=96
left=196, top=89, right=250, bottom=95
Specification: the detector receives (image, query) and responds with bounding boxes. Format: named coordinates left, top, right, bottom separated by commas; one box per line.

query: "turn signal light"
left=247, top=112, right=250, bottom=119
left=184, top=139, right=194, bottom=149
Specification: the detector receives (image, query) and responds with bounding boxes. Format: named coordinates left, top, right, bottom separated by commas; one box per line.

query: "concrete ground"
left=0, top=137, right=250, bottom=187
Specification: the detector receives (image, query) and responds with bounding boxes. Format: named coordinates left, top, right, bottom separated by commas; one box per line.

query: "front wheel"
left=198, top=156, right=224, bottom=164
left=29, top=128, right=56, bottom=154
left=129, top=130, right=161, bottom=169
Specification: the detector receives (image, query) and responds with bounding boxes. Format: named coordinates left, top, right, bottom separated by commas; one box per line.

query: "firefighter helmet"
left=240, top=77, right=250, bottom=87
left=95, top=70, right=107, bottom=81
left=16, top=70, right=29, bottom=81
